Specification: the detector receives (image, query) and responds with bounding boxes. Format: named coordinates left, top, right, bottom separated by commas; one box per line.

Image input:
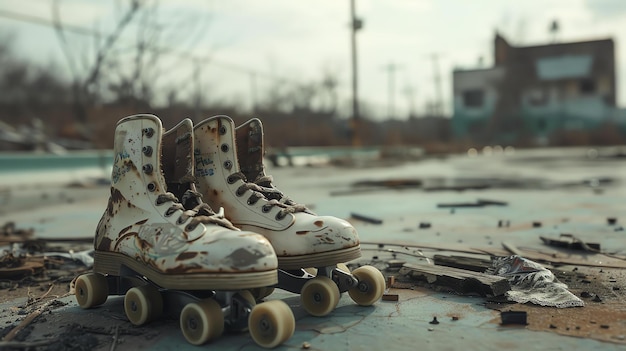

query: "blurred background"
left=0, top=0, right=625, bottom=158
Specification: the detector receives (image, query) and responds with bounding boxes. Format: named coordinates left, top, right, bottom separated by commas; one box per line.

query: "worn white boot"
left=194, top=115, right=385, bottom=317
left=75, top=115, right=294, bottom=348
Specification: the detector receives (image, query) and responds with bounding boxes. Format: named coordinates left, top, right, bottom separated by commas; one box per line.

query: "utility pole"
left=403, top=85, right=417, bottom=118
left=350, top=0, right=362, bottom=145
left=430, top=53, right=443, bottom=117
left=383, top=62, right=402, bottom=119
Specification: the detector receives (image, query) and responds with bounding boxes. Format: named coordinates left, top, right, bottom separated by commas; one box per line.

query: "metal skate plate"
left=277, top=266, right=358, bottom=294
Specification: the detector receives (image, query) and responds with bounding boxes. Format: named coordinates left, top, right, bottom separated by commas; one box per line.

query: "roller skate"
left=74, top=115, right=294, bottom=348
left=193, top=115, right=385, bottom=317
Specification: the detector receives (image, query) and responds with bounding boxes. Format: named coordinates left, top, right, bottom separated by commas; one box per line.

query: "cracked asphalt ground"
left=1, top=146, right=625, bottom=350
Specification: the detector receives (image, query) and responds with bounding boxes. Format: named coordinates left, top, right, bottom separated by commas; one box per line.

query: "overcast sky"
left=1, top=0, right=625, bottom=119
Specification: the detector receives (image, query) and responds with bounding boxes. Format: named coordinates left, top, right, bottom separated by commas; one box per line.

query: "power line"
left=0, top=9, right=294, bottom=86
left=0, top=8, right=393, bottom=116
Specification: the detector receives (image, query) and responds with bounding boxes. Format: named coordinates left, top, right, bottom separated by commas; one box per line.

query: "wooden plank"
left=433, top=255, right=492, bottom=272
left=501, top=241, right=524, bottom=256
left=350, top=212, right=383, bottom=224
left=399, top=263, right=510, bottom=297
left=361, top=241, right=626, bottom=269
left=539, top=234, right=601, bottom=252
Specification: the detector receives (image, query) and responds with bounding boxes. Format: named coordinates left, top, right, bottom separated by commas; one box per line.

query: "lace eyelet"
left=219, top=125, right=227, bottom=135
left=143, top=128, right=155, bottom=138
left=235, top=187, right=246, bottom=197
left=224, top=160, right=232, bottom=169
left=247, top=197, right=258, bottom=205
left=165, top=208, right=176, bottom=217
left=221, top=144, right=229, bottom=152
left=186, top=223, right=198, bottom=231
left=275, top=212, right=286, bottom=220
left=142, top=164, right=153, bottom=174
left=147, top=182, right=156, bottom=192
left=142, top=146, right=153, bottom=156
left=262, top=205, right=271, bottom=213
left=177, top=217, right=186, bottom=225
left=227, top=175, right=237, bottom=184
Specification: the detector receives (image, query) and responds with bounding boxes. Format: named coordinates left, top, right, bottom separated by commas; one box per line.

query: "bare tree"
left=52, top=0, right=140, bottom=127
left=50, top=0, right=215, bottom=130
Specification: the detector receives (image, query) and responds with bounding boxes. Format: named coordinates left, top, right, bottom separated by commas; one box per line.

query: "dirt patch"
left=487, top=266, right=626, bottom=344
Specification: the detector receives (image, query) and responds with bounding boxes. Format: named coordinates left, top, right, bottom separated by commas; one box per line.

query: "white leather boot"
left=194, top=115, right=385, bottom=317
left=75, top=115, right=294, bottom=348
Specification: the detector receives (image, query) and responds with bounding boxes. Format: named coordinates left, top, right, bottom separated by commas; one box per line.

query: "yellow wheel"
left=249, top=300, right=295, bottom=348
left=249, top=287, right=275, bottom=301
left=75, top=273, right=108, bottom=309
left=300, top=276, right=340, bottom=317
left=348, top=266, right=385, bottom=306
left=179, top=298, right=224, bottom=345
left=124, top=285, right=163, bottom=326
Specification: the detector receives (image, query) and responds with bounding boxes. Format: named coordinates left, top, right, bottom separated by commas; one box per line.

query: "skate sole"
left=94, top=251, right=278, bottom=290
left=277, top=246, right=361, bottom=269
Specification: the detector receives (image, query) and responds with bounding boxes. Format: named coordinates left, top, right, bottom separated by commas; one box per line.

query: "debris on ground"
left=486, top=255, right=584, bottom=307
left=432, top=255, right=492, bottom=272
left=500, top=311, right=528, bottom=325
left=540, top=233, right=601, bottom=252
left=437, top=198, right=508, bottom=208
left=350, top=212, right=383, bottom=225
left=0, top=253, right=44, bottom=279
left=398, top=262, right=511, bottom=297
left=0, top=221, right=34, bottom=245
left=0, top=222, right=92, bottom=306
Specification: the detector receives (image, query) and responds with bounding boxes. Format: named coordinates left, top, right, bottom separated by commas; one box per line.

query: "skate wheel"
left=124, top=284, right=163, bottom=326
left=300, top=276, right=340, bottom=317
left=180, top=298, right=224, bottom=345
left=249, top=300, right=295, bottom=348
left=250, top=287, right=275, bottom=301
left=348, top=265, right=385, bottom=306
left=75, top=273, right=108, bottom=309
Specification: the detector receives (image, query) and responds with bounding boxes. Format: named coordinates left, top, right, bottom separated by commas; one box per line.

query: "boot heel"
left=93, top=251, right=122, bottom=276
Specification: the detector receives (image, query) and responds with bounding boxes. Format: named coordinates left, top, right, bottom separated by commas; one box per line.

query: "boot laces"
left=230, top=172, right=309, bottom=218
left=157, top=191, right=237, bottom=230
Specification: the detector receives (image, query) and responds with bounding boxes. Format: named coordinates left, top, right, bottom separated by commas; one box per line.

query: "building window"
left=579, top=79, right=595, bottom=94
left=463, top=89, right=484, bottom=108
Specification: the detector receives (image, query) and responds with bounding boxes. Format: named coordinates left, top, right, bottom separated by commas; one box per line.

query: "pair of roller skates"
left=74, top=114, right=385, bottom=348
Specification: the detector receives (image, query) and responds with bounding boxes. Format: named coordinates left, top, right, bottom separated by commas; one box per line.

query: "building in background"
left=452, top=33, right=625, bottom=146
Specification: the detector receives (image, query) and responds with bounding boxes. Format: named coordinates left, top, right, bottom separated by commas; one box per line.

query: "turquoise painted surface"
left=0, top=150, right=113, bottom=173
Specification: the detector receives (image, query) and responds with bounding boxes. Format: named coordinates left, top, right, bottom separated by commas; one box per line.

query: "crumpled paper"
left=485, top=255, right=584, bottom=308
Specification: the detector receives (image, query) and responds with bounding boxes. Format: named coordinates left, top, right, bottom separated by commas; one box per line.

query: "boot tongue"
left=236, top=119, right=265, bottom=183
left=180, top=189, right=203, bottom=210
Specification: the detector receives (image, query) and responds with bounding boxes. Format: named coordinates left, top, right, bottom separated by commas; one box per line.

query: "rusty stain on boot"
left=226, top=248, right=265, bottom=267
left=176, top=251, right=198, bottom=261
